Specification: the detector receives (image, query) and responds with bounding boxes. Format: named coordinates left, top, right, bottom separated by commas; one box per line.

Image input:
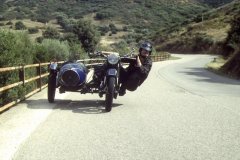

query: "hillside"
left=0, top=0, right=209, bottom=37
left=152, top=0, right=240, bottom=78
left=153, top=0, right=240, bottom=53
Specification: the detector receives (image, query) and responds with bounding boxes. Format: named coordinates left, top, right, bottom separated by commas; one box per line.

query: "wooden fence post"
left=37, top=63, right=42, bottom=91
left=19, top=65, right=25, bottom=86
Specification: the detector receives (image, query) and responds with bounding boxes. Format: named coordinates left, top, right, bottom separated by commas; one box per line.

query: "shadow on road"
left=25, top=99, right=122, bottom=114
left=179, top=67, right=240, bottom=85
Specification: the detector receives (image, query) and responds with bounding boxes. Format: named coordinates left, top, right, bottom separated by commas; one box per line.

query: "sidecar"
left=47, top=61, right=89, bottom=103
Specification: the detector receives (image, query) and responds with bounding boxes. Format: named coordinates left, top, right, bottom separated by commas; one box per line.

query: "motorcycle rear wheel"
left=48, top=74, right=57, bottom=103
left=105, top=77, right=115, bottom=112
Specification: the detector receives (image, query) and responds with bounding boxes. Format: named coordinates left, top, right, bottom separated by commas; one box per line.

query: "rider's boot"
left=98, top=81, right=104, bottom=97
left=118, top=85, right=126, bottom=96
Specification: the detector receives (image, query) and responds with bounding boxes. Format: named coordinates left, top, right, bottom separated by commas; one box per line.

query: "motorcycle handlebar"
left=89, top=51, right=137, bottom=61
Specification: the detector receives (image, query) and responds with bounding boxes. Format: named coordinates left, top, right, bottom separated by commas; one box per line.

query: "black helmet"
left=139, top=41, right=152, bottom=55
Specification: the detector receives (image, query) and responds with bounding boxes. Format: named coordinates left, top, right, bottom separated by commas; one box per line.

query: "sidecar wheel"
left=48, top=74, right=57, bottom=103
left=105, top=77, right=115, bottom=112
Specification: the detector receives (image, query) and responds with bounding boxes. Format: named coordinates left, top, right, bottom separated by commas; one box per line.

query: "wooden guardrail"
left=151, top=53, right=170, bottom=62
left=0, top=53, right=170, bottom=113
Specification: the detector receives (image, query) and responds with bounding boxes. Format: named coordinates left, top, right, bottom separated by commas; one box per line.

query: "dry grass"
left=189, top=17, right=230, bottom=41
left=100, top=31, right=129, bottom=46
left=0, top=19, right=63, bottom=41
left=83, top=13, right=130, bottom=46
left=207, top=56, right=226, bottom=70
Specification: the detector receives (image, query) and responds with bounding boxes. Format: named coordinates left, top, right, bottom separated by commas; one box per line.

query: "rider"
left=119, top=41, right=153, bottom=96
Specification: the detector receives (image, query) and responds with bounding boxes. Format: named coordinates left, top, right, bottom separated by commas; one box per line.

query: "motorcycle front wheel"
left=105, top=76, right=115, bottom=112
left=48, top=74, right=57, bottom=103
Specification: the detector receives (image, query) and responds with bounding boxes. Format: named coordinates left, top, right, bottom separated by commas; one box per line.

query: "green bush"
left=191, top=34, right=214, bottom=52
left=98, top=25, right=109, bottom=36
left=109, top=23, right=118, bottom=33
left=110, top=41, right=130, bottom=55
left=35, top=39, right=70, bottom=62
left=42, top=27, right=60, bottom=39
left=6, top=21, right=13, bottom=25
left=0, top=30, right=35, bottom=106
left=61, top=32, right=78, bottom=44
left=28, top=27, right=39, bottom=34
left=15, top=21, right=26, bottom=30
left=122, top=26, right=128, bottom=31
left=95, top=12, right=112, bottom=20
left=68, top=42, right=85, bottom=60
left=0, top=30, right=34, bottom=67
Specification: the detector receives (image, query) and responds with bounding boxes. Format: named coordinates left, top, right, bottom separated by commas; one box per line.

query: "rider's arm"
left=136, top=56, right=142, bottom=67
left=136, top=57, right=152, bottom=76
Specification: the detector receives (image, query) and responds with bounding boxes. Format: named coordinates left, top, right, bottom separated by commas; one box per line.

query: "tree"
left=72, top=20, right=100, bottom=52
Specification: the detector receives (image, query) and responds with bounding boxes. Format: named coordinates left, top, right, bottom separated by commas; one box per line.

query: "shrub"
left=0, top=30, right=34, bottom=67
left=226, top=15, right=240, bottom=51
left=28, top=27, right=39, bottom=34
left=61, top=32, right=78, bottom=44
left=109, top=23, right=118, bottom=33
left=35, top=39, right=70, bottom=62
left=123, top=26, right=128, bottom=31
left=95, top=12, right=112, bottom=20
left=15, top=21, right=26, bottom=30
left=16, top=12, right=25, bottom=20
left=42, top=27, right=60, bottom=39
left=0, top=30, right=35, bottom=105
left=110, top=41, right=130, bottom=55
left=36, top=36, right=44, bottom=43
left=98, top=25, right=109, bottom=36
left=191, top=34, right=214, bottom=52
left=6, top=21, right=13, bottom=25
left=68, top=42, right=85, bottom=60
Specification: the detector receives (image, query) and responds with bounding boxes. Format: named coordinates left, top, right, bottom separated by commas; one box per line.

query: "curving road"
left=1, top=54, right=240, bottom=160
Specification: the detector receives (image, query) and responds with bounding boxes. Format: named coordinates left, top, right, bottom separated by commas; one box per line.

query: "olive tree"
left=72, top=20, right=100, bottom=52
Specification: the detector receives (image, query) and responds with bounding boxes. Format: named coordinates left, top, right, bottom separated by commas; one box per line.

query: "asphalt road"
left=1, top=54, right=240, bottom=160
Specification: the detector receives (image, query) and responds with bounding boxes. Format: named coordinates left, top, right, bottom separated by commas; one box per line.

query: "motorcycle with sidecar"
left=47, top=51, right=136, bottom=112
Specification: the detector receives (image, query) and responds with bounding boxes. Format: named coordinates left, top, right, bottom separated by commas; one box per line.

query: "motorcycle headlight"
left=107, top=54, right=119, bottom=65
left=50, top=63, right=58, bottom=70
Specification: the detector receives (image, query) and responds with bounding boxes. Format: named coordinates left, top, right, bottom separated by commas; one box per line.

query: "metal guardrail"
left=0, top=54, right=170, bottom=113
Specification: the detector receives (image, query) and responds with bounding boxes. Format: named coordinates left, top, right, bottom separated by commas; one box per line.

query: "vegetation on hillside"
left=0, top=0, right=211, bottom=47
left=0, top=30, right=35, bottom=106
left=153, top=0, right=240, bottom=53
left=220, top=15, right=240, bottom=78
left=0, top=0, right=209, bottom=31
